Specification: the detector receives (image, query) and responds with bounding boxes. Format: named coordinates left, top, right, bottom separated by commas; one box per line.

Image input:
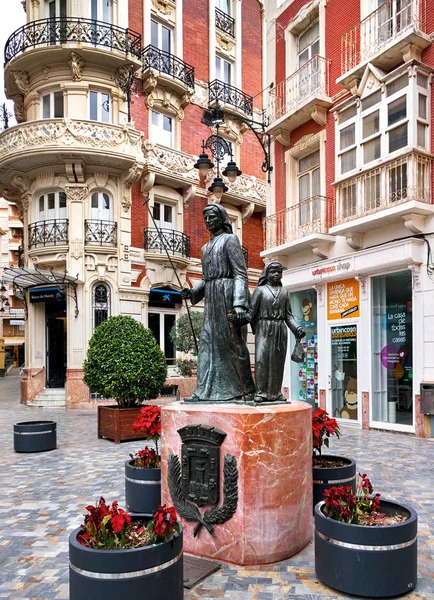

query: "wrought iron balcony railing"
left=341, top=0, right=426, bottom=74
left=4, top=18, right=142, bottom=64
left=335, top=153, right=431, bottom=224
left=268, top=56, right=329, bottom=123
left=28, top=219, right=68, bottom=249
left=208, top=80, right=253, bottom=117
left=144, top=227, right=190, bottom=259
left=264, top=196, right=334, bottom=250
left=85, top=220, right=117, bottom=247
left=215, top=8, right=235, bottom=38
left=141, top=45, right=195, bottom=91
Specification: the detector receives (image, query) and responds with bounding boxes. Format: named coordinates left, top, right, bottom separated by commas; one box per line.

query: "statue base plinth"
left=161, top=401, right=312, bottom=566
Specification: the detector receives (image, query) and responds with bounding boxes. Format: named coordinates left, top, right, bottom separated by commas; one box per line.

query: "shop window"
left=92, top=283, right=110, bottom=331
left=89, top=91, right=111, bottom=123
left=41, top=91, right=64, bottom=119
left=289, top=289, right=318, bottom=409
left=371, top=270, right=413, bottom=427
left=151, top=111, right=174, bottom=148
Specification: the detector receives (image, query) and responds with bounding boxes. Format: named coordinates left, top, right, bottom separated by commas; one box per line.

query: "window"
left=89, top=91, right=111, bottom=123
left=153, top=201, right=175, bottom=230
left=48, top=0, right=66, bottom=18
left=297, top=21, right=319, bottom=68
left=298, top=150, right=320, bottom=225
left=216, top=0, right=231, bottom=14
left=216, top=56, right=232, bottom=85
left=90, top=191, right=112, bottom=221
left=151, top=111, right=174, bottom=148
left=41, top=92, right=64, bottom=119
left=37, top=191, right=67, bottom=220
left=90, top=0, right=111, bottom=23
left=151, top=19, right=172, bottom=53
left=148, top=311, right=176, bottom=365
left=92, top=284, right=110, bottom=331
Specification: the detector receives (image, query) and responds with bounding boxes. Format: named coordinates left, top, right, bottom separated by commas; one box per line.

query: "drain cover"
left=183, top=555, right=221, bottom=589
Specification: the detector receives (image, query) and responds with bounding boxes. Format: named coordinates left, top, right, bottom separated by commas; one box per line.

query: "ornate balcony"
left=338, top=0, right=430, bottom=91
left=262, top=196, right=335, bottom=259
left=141, top=45, right=194, bottom=106
left=28, top=219, right=68, bottom=249
left=85, top=220, right=117, bottom=247
left=0, top=120, right=143, bottom=192
left=144, top=228, right=190, bottom=259
left=4, top=18, right=141, bottom=93
left=215, top=8, right=235, bottom=38
left=267, top=56, right=332, bottom=142
left=331, top=153, right=434, bottom=237
left=208, top=80, right=253, bottom=118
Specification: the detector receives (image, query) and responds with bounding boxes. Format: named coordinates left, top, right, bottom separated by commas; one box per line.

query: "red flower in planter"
left=151, top=505, right=179, bottom=540
left=130, top=447, right=160, bottom=469
left=323, top=474, right=383, bottom=524
left=312, top=407, right=340, bottom=457
left=133, top=406, right=161, bottom=458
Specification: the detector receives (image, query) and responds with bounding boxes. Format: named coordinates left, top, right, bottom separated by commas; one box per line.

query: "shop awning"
left=2, top=266, right=83, bottom=319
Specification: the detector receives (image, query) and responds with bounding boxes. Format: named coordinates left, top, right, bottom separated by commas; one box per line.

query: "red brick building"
left=263, top=0, right=434, bottom=436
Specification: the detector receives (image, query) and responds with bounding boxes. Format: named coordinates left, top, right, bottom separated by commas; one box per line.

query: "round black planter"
left=312, top=455, right=356, bottom=511
left=125, top=459, right=161, bottom=515
left=69, top=521, right=183, bottom=600
left=315, top=499, right=417, bottom=597
left=14, top=421, right=57, bottom=453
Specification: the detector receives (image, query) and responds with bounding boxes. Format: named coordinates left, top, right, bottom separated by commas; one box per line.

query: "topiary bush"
left=170, top=311, right=203, bottom=376
left=83, top=315, right=167, bottom=408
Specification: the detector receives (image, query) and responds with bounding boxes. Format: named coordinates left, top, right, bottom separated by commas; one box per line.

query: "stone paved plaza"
left=1, top=373, right=434, bottom=600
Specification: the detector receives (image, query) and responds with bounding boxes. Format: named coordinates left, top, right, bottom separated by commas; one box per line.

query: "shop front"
left=283, top=238, right=425, bottom=436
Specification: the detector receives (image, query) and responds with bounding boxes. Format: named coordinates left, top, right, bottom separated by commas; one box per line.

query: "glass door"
left=330, top=324, right=359, bottom=421
left=148, top=311, right=176, bottom=366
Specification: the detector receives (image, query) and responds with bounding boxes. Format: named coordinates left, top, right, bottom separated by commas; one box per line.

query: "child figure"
left=250, top=262, right=305, bottom=402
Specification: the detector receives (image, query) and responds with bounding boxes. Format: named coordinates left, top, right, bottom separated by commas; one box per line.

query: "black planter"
left=69, top=521, right=183, bottom=600
left=315, top=499, right=417, bottom=597
left=125, top=459, right=161, bottom=515
left=312, top=455, right=356, bottom=511
left=14, top=421, right=57, bottom=453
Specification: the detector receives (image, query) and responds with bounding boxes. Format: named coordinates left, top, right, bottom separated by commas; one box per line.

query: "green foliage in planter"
left=169, top=311, right=203, bottom=377
left=83, top=316, right=167, bottom=408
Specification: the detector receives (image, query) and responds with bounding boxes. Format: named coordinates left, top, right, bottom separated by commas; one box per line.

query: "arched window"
left=38, top=191, right=67, bottom=221
left=92, top=283, right=110, bottom=330
left=90, top=191, right=112, bottom=221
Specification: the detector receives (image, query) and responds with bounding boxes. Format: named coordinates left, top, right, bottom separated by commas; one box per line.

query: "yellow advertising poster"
left=327, top=278, right=360, bottom=320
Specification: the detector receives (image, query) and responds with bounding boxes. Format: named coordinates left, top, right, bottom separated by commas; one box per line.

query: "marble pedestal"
left=161, top=401, right=312, bottom=566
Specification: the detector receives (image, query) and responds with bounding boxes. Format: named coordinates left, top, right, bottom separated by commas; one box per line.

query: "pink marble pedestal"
left=161, top=401, right=312, bottom=566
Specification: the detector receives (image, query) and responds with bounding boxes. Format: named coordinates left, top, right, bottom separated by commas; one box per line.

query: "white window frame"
left=152, top=200, right=176, bottom=231
left=37, top=190, right=67, bottom=221
left=216, top=0, right=231, bottom=15
left=150, top=110, right=174, bottom=148
left=89, top=191, right=113, bottom=221
left=90, top=0, right=111, bottom=23
left=41, top=91, right=64, bottom=119
left=151, top=18, right=172, bottom=53
left=89, top=90, right=111, bottom=123
left=47, top=0, right=66, bottom=18
left=148, top=308, right=178, bottom=367
left=216, top=55, right=232, bottom=85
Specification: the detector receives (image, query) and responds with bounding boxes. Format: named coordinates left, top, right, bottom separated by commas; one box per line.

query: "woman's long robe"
left=190, top=232, right=255, bottom=402
left=250, top=285, right=299, bottom=401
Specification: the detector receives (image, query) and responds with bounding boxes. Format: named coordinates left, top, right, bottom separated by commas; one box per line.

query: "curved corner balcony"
left=0, top=119, right=143, bottom=190
left=4, top=18, right=141, bottom=90
left=144, top=228, right=190, bottom=261
left=141, top=45, right=195, bottom=104
left=28, top=219, right=68, bottom=249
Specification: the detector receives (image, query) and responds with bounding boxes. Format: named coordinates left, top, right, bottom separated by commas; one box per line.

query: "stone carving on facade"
left=205, top=168, right=266, bottom=206
left=21, top=0, right=26, bottom=12
left=146, top=88, right=184, bottom=120
left=68, top=52, right=85, bottom=82
left=216, top=31, right=235, bottom=54
left=11, top=71, right=30, bottom=94
left=31, top=0, right=40, bottom=6
left=142, top=70, right=159, bottom=95
left=142, top=141, right=199, bottom=185
left=151, top=0, right=174, bottom=17
left=190, top=80, right=208, bottom=109
left=213, top=118, right=243, bottom=145
left=11, top=95, right=26, bottom=123
left=183, top=185, right=197, bottom=209
left=42, top=66, right=50, bottom=80
left=65, top=185, right=89, bottom=204
left=106, top=255, right=118, bottom=272
left=0, top=119, right=143, bottom=160
left=123, top=161, right=143, bottom=188
left=121, top=195, right=132, bottom=212
left=94, top=172, right=109, bottom=188
left=72, top=238, right=84, bottom=260
left=242, top=202, right=255, bottom=224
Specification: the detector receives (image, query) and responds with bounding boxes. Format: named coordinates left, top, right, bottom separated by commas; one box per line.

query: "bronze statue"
left=181, top=204, right=255, bottom=402
left=250, top=262, right=305, bottom=402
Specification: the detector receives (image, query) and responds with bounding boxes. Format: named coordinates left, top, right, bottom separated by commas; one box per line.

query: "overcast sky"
left=1, top=1, right=27, bottom=124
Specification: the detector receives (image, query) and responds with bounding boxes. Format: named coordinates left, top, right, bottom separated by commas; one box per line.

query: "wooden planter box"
left=97, top=406, right=149, bottom=444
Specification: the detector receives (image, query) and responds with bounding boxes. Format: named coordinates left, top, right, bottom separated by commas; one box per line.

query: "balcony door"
left=151, top=19, right=172, bottom=74
left=153, top=201, right=175, bottom=231
left=377, top=0, right=412, bottom=45
left=90, top=192, right=112, bottom=221
left=48, top=0, right=66, bottom=19
left=48, top=0, right=67, bottom=44
left=38, top=191, right=67, bottom=222
left=90, top=0, right=111, bottom=23
left=297, top=21, right=320, bottom=96
left=298, top=150, right=321, bottom=230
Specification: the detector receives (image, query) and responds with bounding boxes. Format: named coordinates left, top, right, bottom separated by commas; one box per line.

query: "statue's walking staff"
left=143, top=195, right=199, bottom=355
left=227, top=309, right=246, bottom=403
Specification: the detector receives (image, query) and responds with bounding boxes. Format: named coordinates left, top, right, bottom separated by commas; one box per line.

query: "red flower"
left=312, top=408, right=340, bottom=457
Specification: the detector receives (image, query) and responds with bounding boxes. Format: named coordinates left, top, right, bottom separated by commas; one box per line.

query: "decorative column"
left=209, top=0, right=216, bottom=82
left=235, top=0, right=242, bottom=89
left=65, top=184, right=88, bottom=406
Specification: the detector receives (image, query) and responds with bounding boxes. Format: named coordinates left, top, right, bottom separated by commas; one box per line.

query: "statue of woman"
left=181, top=204, right=255, bottom=402
left=250, top=262, right=305, bottom=403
